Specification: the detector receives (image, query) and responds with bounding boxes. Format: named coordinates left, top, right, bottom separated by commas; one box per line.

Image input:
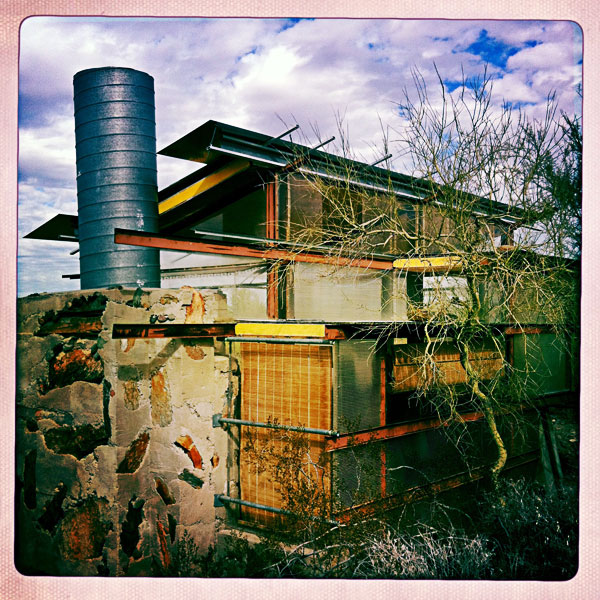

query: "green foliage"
left=160, top=530, right=283, bottom=578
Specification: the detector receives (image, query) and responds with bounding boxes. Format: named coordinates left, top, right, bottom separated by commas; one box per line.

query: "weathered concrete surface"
left=16, top=287, right=234, bottom=576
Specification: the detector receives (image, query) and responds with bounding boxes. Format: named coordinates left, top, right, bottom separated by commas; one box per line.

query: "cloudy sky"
left=17, top=17, right=582, bottom=297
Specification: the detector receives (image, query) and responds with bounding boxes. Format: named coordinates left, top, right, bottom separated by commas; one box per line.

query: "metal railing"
left=214, top=494, right=338, bottom=525
left=213, top=414, right=339, bottom=437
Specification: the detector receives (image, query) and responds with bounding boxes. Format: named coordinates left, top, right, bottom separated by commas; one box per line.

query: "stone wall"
left=15, top=287, right=235, bottom=576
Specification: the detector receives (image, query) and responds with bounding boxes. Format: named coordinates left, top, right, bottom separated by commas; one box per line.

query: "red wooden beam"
left=114, top=228, right=394, bottom=270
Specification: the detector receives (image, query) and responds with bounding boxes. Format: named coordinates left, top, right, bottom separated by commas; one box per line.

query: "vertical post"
left=267, top=265, right=279, bottom=320
left=266, top=179, right=280, bottom=319
left=380, top=356, right=387, bottom=498
left=506, top=333, right=514, bottom=368
left=266, top=179, right=278, bottom=241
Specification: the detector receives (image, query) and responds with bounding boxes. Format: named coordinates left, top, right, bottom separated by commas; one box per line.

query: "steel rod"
left=216, top=415, right=339, bottom=437
left=215, top=494, right=338, bottom=524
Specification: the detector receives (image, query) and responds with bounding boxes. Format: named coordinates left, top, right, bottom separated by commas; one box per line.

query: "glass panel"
left=289, top=262, right=387, bottom=321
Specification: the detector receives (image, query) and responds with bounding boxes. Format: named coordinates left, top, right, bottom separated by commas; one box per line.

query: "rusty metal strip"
left=325, top=410, right=488, bottom=451
left=504, top=325, right=550, bottom=335
left=114, top=228, right=395, bottom=270
left=36, top=316, right=103, bottom=337
left=335, top=451, right=539, bottom=522
left=112, top=323, right=236, bottom=339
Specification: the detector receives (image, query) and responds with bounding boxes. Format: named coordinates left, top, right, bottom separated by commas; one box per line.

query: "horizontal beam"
left=393, top=255, right=465, bottom=272
left=325, top=410, right=488, bottom=451
left=112, top=323, right=236, bottom=339
left=36, top=316, right=103, bottom=338
left=215, top=494, right=338, bottom=525
left=235, top=322, right=325, bottom=338
left=504, top=326, right=549, bottom=335
left=110, top=321, right=553, bottom=342
left=214, top=414, right=339, bottom=437
left=225, top=337, right=334, bottom=345
left=335, top=451, right=538, bottom=523
left=114, top=228, right=394, bottom=270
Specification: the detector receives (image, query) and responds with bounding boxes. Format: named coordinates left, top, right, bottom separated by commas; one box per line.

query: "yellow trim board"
left=235, top=323, right=326, bottom=338
left=393, top=256, right=464, bottom=271
left=158, top=158, right=250, bottom=215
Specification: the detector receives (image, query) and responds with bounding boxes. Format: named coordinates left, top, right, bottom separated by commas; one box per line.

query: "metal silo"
left=73, top=67, right=160, bottom=289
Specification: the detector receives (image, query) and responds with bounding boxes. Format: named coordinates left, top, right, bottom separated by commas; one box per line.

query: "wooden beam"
left=115, top=228, right=395, bottom=270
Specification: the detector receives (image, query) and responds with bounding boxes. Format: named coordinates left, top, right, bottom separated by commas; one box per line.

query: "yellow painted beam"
left=393, top=255, right=464, bottom=272
left=158, top=158, right=251, bottom=215
left=235, top=322, right=326, bottom=338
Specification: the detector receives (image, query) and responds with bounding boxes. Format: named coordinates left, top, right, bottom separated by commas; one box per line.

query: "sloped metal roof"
left=159, top=120, right=526, bottom=222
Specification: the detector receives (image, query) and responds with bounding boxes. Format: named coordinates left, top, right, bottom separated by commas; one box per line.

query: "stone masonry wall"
left=16, top=287, right=235, bottom=576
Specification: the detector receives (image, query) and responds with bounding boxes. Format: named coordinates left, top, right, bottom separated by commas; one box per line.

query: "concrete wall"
left=15, top=287, right=235, bottom=576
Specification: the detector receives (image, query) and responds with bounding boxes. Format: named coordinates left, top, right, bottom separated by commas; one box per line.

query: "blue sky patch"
left=444, top=81, right=462, bottom=93
left=465, top=29, right=519, bottom=68
left=277, top=18, right=309, bottom=33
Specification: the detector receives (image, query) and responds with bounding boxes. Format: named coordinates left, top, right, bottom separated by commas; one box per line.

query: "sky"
left=17, top=17, right=582, bottom=297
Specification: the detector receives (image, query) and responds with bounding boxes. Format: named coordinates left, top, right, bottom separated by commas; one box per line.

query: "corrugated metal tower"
left=73, top=66, right=161, bottom=289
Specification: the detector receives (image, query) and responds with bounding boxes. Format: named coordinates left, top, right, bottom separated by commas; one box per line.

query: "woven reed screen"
left=393, top=339, right=504, bottom=392
left=239, top=342, right=332, bottom=525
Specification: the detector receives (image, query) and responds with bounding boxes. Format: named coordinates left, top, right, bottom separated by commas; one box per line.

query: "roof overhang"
left=23, top=213, right=78, bottom=242
left=158, top=120, right=526, bottom=223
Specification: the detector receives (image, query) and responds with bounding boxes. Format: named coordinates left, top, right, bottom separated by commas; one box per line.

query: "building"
left=17, top=67, right=575, bottom=575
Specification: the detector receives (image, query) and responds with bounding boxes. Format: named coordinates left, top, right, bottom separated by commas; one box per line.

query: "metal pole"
left=215, top=494, right=338, bottom=525
left=214, top=414, right=339, bottom=437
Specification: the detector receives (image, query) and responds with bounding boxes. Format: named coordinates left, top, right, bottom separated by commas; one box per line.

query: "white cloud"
left=17, top=17, right=582, bottom=296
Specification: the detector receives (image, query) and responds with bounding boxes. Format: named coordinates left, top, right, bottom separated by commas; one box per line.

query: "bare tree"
left=279, top=67, right=580, bottom=490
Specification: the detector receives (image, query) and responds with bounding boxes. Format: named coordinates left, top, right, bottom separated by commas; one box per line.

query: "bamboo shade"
left=239, top=342, right=332, bottom=525
left=393, top=340, right=504, bottom=392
